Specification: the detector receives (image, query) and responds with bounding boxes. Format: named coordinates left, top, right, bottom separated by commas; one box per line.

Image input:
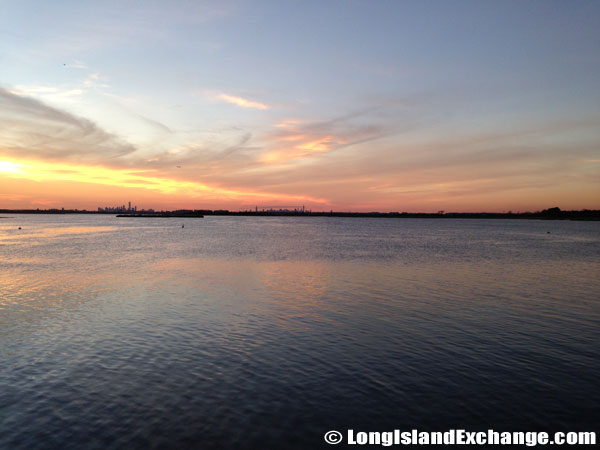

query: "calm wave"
left=1, top=215, right=599, bottom=449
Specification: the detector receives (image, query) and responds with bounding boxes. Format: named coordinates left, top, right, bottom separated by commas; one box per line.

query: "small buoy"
left=18, top=227, right=21, bottom=230
left=182, top=224, right=184, bottom=228
left=547, top=231, right=551, bottom=234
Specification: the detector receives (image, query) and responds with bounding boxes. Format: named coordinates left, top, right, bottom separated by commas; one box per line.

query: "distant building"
left=98, top=201, right=140, bottom=213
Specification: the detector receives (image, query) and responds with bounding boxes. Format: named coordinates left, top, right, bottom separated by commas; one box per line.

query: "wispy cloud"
left=215, top=93, right=269, bottom=110
left=0, top=86, right=328, bottom=206
left=69, top=60, right=89, bottom=69
left=261, top=134, right=339, bottom=163
left=10, top=70, right=109, bottom=107
left=82, top=72, right=109, bottom=89
left=0, top=87, right=135, bottom=162
left=10, top=85, right=85, bottom=104
left=2, top=82, right=598, bottom=211
left=259, top=110, right=390, bottom=164
left=101, top=92, right=172, bottom=134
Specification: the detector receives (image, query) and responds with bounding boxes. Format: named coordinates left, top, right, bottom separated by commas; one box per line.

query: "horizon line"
left=1, top=206, right=598, bottom=216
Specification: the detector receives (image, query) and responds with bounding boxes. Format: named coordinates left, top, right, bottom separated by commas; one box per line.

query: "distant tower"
left=128, top=201, right=131, bottom=211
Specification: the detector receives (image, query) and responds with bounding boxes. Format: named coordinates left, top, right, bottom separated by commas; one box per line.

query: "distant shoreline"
left=116, top=213, right=204, bottom=218
left=1, top=207, right=598, bottom=220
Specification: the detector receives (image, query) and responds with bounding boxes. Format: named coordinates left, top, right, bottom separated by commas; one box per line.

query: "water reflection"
left=0, top=225, right=116, bottom=244
left=0, top=215, right=599, bottom=449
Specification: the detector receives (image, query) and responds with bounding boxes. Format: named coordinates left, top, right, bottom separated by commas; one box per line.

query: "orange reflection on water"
left=37, top=226, right=116, bottom=236
left=0, top=226, right=116, bottom=244
left=0, top=249, right=154, bottom=347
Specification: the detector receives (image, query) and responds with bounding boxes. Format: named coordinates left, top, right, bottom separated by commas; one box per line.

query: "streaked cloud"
left=259, top=111, right=390, bottom=164
left=10, top=85, right=85, bottom=104
left=215, top=93, right=269, bottom=110
left=261, top=135, right=339, bottom=163
left=9, top=70, right=109, bottom=108
left=0, top=87, right=135, bottom=162
left=69, top=60, right=89, bottom=69
left=0, top=87, right=329, bottom=207
left=82, top=72, right=109, bottom=89
left=275, top=119, right=302, bottom=128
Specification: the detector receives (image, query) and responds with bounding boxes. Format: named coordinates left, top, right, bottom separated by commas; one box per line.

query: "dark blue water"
left=1, top=215, right=599, bottom=449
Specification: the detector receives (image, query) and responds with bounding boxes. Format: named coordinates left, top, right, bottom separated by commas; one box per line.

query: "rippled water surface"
left=1, top=215, right=599, bottom=449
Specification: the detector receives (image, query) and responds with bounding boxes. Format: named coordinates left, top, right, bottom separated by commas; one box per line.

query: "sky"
left=1, top=0, right=599, bottom=212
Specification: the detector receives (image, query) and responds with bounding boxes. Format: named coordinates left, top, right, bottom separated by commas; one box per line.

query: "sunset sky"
left=1, top=0, right=599, bottom=212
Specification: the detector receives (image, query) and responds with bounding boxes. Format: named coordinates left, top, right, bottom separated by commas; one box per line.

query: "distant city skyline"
left=1, top=1, right=599, bottom=212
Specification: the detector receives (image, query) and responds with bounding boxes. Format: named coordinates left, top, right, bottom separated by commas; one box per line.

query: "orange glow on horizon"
left=0, top=160, right=23, bottom=174
left=0, top=157, right=328, bottom=207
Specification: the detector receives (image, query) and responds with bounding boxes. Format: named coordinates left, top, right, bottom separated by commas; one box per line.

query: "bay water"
left=1, top=215, right=599, bottom=449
